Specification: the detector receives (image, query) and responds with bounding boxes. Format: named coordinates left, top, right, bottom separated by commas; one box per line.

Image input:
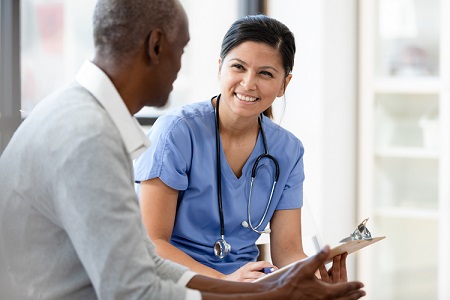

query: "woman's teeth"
left=236, top=93, right=258, bottom=102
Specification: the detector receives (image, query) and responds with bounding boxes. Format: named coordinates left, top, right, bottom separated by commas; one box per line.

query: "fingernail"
left=321, top=245, right=330, bottom=252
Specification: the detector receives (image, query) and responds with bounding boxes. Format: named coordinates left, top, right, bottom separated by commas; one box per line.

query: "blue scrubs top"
left=134, top=99, right=305, bottom=274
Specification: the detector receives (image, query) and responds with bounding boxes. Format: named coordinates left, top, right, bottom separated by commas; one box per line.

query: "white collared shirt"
left=75, top=60, right=150, bottom=160
left=75, top=60, right=201, bottom=300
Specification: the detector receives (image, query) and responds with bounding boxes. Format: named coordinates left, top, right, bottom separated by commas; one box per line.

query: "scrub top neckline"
left=208, top=99, right=265, bottom=187
left=218, top=131, right=264, bottom=185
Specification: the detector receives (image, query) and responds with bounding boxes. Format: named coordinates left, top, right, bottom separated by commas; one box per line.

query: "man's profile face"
left=151, top=6, right=190, bottom=108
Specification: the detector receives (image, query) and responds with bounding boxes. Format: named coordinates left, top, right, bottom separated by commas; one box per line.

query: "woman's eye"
left=232, top=64, right=244, bottom=70
left=260, top=71, right=273, bottom=78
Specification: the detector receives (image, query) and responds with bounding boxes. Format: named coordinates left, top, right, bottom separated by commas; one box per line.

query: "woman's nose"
left=240, top=73, right=256, bottom=90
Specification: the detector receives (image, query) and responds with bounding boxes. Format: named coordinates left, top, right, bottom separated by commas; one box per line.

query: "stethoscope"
left=213, top=95, right=280, bottom=259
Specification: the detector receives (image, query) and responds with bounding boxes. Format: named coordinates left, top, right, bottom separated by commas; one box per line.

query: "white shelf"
left=374, top=78, right=441, bottom=94
left=375, top=147, right=439, bottom=159
left=358, top=0, right=449, bottom=298
left=374, top=207, right=439, bottom=220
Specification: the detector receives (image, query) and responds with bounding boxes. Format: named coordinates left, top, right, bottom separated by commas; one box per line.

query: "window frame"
left=0, top=0, right=266, bottom=154
left=0, top=0, right=21, bottom=154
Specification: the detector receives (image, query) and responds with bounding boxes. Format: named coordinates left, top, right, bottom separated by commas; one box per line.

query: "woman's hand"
left=221, top=261, right=278, bottom=282
left=318, top=252, right=348, bottom=283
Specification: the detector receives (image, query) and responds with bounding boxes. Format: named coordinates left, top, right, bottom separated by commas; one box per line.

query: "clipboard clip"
left=339, top=218, right=372, bottom=243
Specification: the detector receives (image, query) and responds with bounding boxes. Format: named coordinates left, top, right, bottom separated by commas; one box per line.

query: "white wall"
left=136, top=0, right=239, bottom=117
left=267, top=0, right=358, bottom=277
left=175, top=0, right=239, bottom=101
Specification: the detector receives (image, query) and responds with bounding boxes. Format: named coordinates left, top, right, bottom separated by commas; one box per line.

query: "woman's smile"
left=235, top=93, right=259, bottom=102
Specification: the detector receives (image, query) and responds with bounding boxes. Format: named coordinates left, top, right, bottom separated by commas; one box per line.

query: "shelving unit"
left=358, top=0, right=450, bottom=299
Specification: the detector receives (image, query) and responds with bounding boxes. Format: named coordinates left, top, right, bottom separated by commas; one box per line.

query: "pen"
left=260, top=267, right=275, bottom=274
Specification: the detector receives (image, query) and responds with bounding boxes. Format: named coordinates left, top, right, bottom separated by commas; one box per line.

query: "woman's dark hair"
left=220, top=15, right=296, bottom=119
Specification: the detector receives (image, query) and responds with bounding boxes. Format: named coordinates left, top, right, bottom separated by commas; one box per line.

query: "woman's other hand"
left=222, top=261, right=277, bottom=282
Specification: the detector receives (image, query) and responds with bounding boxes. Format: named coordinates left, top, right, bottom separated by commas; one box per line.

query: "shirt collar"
left=75, top=60, right=150, bottom=160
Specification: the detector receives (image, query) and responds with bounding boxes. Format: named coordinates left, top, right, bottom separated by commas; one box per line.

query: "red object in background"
left=37, top=3, right=64, bottom=53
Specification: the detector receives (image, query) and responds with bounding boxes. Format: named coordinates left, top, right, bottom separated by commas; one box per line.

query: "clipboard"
left=253, top=219, right=385, bottom=283
left=328, top=236, right=385, bottom=259
left=253, top=236, right=385, bottom=283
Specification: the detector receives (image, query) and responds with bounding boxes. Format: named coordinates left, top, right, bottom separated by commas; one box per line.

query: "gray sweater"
left=0, top=79, right=191, bottom=299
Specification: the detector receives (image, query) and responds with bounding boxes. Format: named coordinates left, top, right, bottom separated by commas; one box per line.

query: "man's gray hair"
left=93, top=0, right=180, bottom=60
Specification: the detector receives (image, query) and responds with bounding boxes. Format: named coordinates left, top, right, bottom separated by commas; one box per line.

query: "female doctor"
left=134, top=15, right=346, bottom=282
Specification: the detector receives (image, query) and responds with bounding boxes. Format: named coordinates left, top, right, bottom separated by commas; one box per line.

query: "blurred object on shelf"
left=419, top=104, right=439, bottom=151
left=390, top=45, right=432, bottom=77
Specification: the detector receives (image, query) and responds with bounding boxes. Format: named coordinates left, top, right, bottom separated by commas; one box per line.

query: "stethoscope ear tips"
left=242, top=220, right=271, bottom=234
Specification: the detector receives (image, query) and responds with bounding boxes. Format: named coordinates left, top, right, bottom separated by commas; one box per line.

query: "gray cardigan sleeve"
left=141, top=223, right=192, bottom=282
left=51, top=101, right=189, bottom=299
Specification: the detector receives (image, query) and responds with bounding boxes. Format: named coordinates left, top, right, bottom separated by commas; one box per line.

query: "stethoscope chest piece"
left=214, top=236, right=231, bottom=259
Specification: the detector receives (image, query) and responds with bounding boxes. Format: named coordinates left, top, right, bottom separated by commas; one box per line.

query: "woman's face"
left=218, top=41, right=292, bottom=119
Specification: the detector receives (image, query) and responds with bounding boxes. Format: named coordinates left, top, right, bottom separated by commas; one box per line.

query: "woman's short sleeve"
left=276, top=144, right=304, bottom=210
left=134, top=115, right=191, bottom=191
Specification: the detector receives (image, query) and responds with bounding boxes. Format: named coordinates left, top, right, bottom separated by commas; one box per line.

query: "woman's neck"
left=213, top=96, right=260, bottom=140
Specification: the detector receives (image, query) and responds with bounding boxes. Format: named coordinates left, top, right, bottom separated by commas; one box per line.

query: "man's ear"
left=147, top=29, right=164, bottom=63
left=277, top=74, right=293, bottom=97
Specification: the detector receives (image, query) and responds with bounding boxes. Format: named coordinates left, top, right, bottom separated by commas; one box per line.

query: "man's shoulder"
left=39, top=82, right=113, bottom=130
left=52, top=82, right=106, bottom=115
left=22, top=82, right=121, bottom=154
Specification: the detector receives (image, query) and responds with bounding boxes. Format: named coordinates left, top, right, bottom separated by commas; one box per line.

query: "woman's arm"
left=140, top=178, right=276, bottom=282
left=140, top=178, right=273, bottom=282
left=140, top=178, right=226, bottom=279
left=269, top=208, right=307, bottom=268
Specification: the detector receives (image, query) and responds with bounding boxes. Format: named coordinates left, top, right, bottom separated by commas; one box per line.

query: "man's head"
left=93, top=0, right=181, bottom=61
left=92, top=0, right=189, bottom=112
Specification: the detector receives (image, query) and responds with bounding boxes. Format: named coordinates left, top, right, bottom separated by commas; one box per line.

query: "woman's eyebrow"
left=229, top=58, right=280, bottom=73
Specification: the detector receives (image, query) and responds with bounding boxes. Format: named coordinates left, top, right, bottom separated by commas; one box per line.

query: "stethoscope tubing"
left=214, top=96, right=225, bottom=238
left=247, top=178, right=277, bottom=231
left=213, top=94, right=280, bottom=258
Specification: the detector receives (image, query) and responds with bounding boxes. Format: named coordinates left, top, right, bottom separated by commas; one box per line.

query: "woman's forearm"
left=153, top=239, right=225, bottom=279
left=187, top=274, right=273, bottom=295
left=272, top=246, right=308, bottom=268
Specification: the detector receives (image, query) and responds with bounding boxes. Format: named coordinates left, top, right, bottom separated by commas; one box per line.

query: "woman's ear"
left=147, top=29, right=164, bottom=63
left=277, top=74, right=293, bottom=97
left=218, top=57, right=223, bottom=76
